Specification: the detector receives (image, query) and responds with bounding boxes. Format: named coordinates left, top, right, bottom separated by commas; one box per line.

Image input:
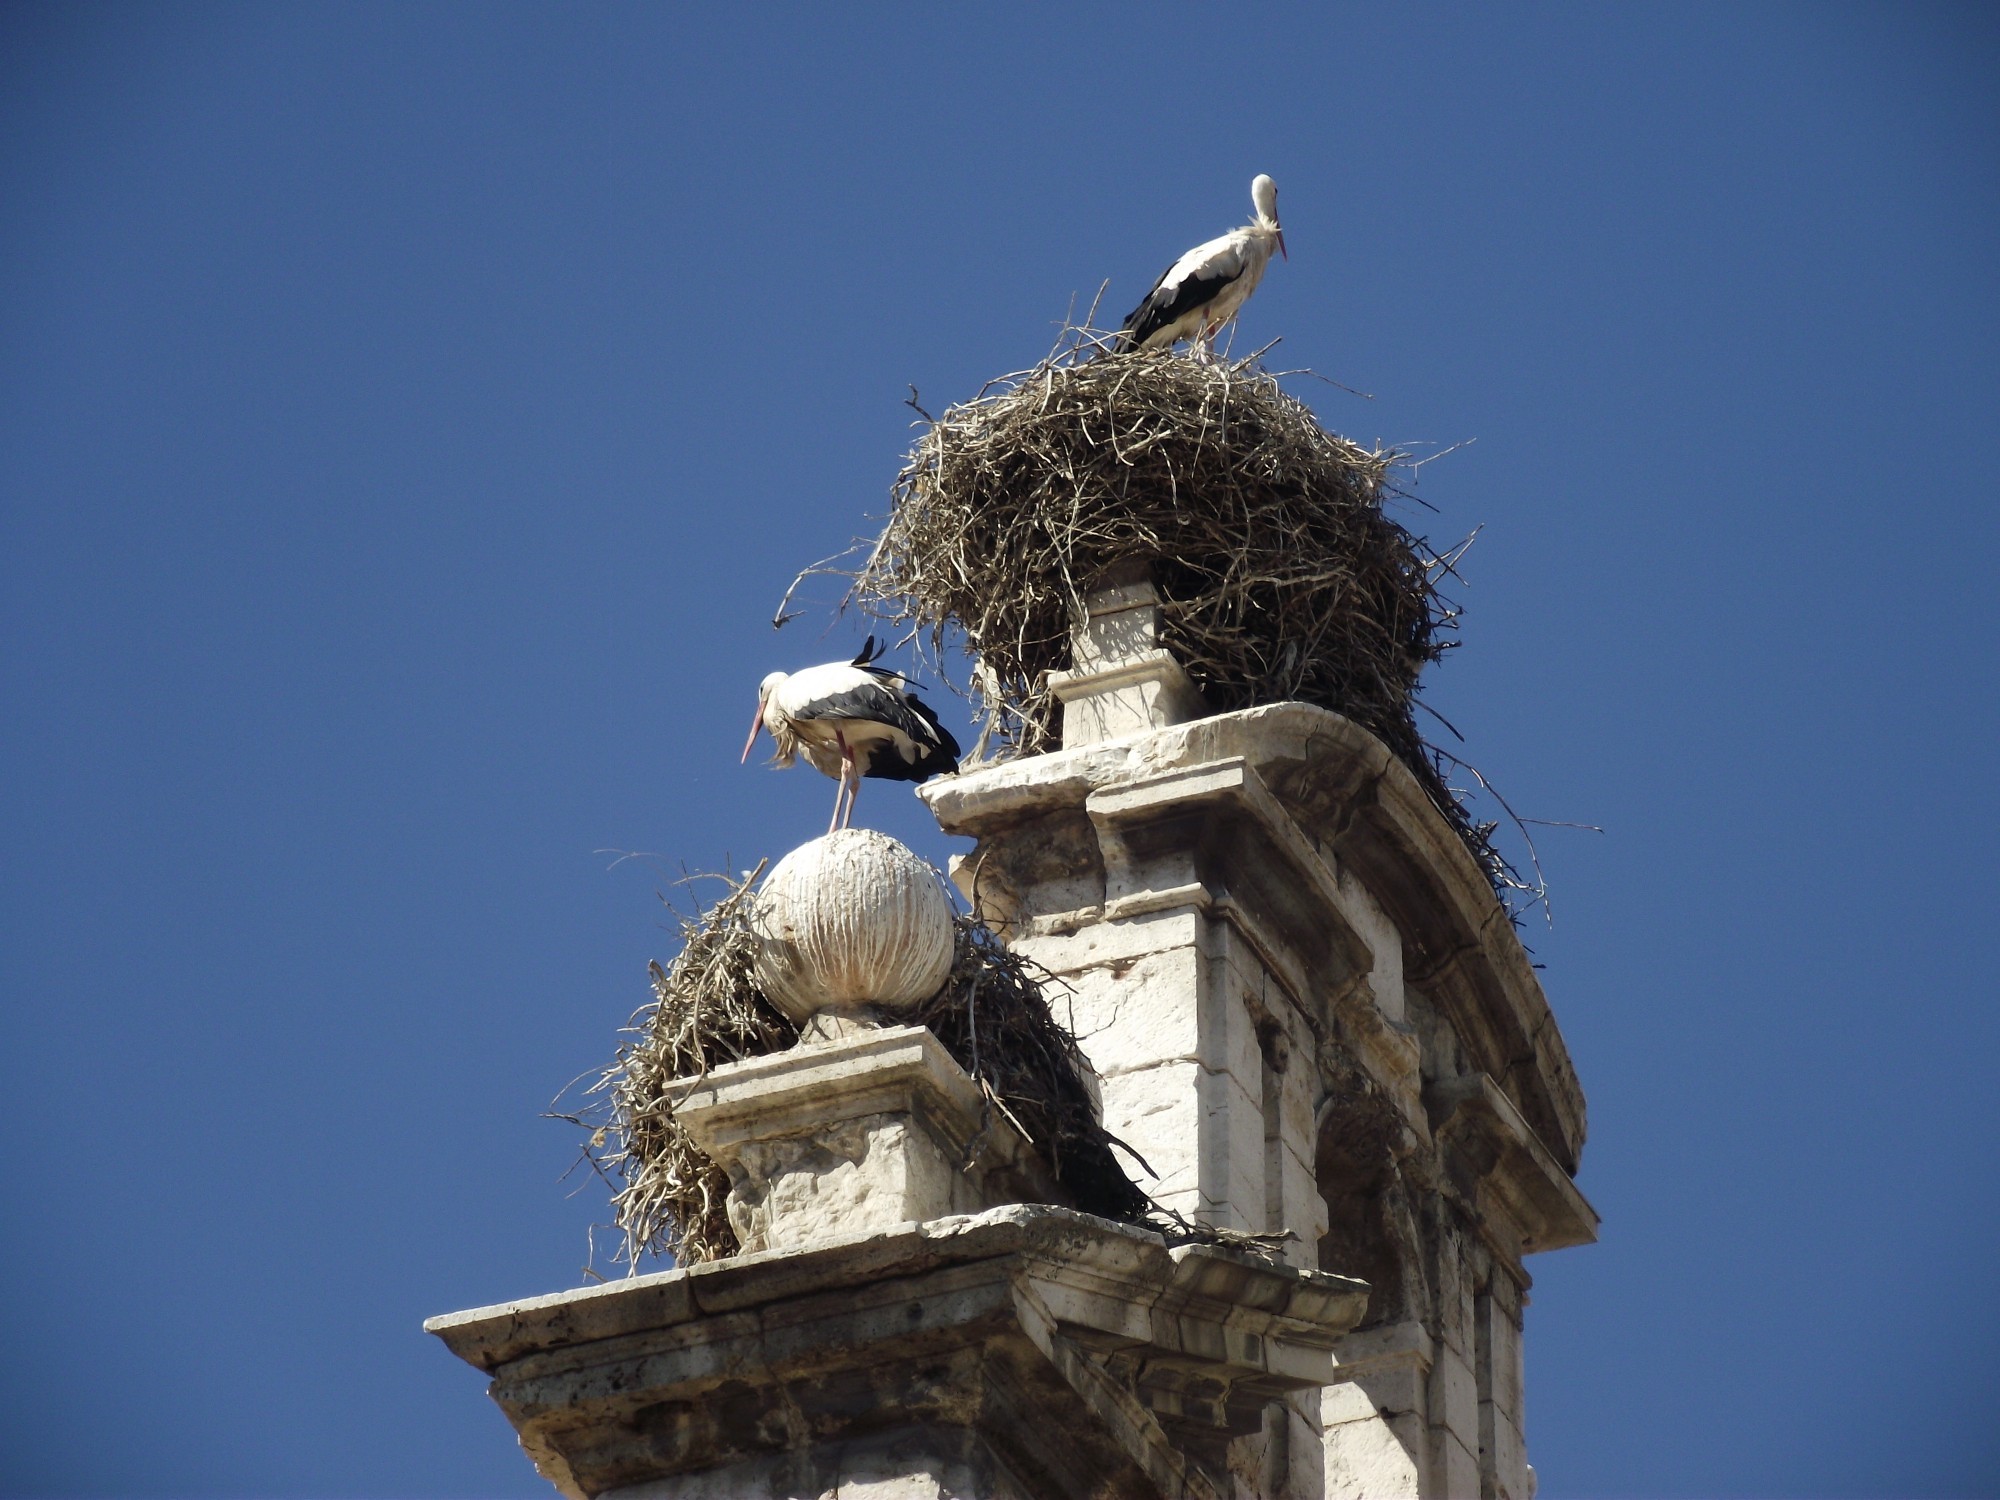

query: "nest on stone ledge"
left=855, top=328, right=1514, bottom=897
left=582, top=865, right=1151, bottom=1268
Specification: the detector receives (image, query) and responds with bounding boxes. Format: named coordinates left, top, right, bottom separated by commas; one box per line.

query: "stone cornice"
left=924, top=703, right=1588, bottom=1176
left=426, top=1205, right=1370, bottom=1499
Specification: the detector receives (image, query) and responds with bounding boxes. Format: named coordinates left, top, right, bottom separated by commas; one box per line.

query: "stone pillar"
left=924, top=585, right=1596, bottom=1500
left=1045, top=569, right=1206, bottom=746
left=668, top=1023, right=1059, bottom=1254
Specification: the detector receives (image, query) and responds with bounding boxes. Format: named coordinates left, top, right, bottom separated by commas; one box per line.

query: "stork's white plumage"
left=741, top=638, right=962, bottom=834
left=1117, top=175, right=1286, bottom=356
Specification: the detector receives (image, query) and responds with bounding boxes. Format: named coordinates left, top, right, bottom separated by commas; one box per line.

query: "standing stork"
left=741, top=637, right=962, bottom=834
left=1117, top=174, right=1287, bottom=356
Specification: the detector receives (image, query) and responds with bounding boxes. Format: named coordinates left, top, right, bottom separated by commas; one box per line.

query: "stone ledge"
left=427, top=1205, right=1372, bottom=1500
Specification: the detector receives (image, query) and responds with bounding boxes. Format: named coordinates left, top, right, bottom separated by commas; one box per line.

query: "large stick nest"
left=857, top=333, right=1509, bottom=892
left=586, top=866, right=1150, bottom=1267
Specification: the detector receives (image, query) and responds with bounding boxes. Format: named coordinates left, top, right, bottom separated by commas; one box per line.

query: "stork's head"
left=1251, top=174, right=1285, bottom=260
left=742, top=671, right=789, bottom=763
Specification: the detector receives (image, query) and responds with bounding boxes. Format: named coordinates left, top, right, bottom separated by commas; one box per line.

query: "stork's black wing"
left=873, top=691, right=961, bottom=781
left=790, top=682, right=961, bottom=782
left=1116, top=263, right=1238, bottom=352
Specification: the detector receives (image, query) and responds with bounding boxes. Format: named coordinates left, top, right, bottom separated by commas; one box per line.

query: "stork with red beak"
left=1117, top=174, right=1287, bottom=357
left=741, top=638, right=962, bottom=834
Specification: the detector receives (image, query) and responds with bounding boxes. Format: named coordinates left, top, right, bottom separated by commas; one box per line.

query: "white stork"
left=1117, top=174, right=1286, bottom=356
left=741, top=637, right=962, bottom=834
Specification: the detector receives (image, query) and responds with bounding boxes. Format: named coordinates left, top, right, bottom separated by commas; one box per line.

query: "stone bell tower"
left=425, top=579, right=1594, bottom=1499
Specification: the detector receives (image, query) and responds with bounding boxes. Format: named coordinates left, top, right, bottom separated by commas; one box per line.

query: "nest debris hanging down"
left=586, top=865, right=1150, bottom=1268
left=908, top=916, right=1152, bottom=1225
left=855, top=329, right=1520, bottom=899
left=594, top=864, right=797, bottom=1267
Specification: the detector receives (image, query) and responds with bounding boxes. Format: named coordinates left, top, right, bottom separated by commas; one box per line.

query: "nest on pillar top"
left=857, top=331, right=1508, bottom=892
left=583, top=863, right=1150, bottom=1269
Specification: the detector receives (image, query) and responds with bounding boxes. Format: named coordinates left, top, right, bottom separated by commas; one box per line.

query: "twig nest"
left=751, top=829, right=955, bottom=1024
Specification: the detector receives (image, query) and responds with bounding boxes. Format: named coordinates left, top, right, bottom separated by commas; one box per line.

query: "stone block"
left=1199, top=1066, right=1267, bottom=1231
left=1322, top=1398, right=1423, bottom=1499
left=425, top=1270, right=697, bottom=1369
left=1049, top=648, right=1206, bottom=746
left=1210, top=957, right=1269, bottom=1104
left=1098, top=1060, right=1205, bottom=1200
left=1062, top=948, right=1203, bottom=1078
left=670, top=1026, right=1051, bottom=1256
left=1322, top=1381, right=1377, bottom=1428
left=1478, top=1289, right=1526, bottom=1431
left=1272, top=1392, right=1327, bottom=1500
left=1012, top=909, right=1202, bottom=979
left=1337, top=866, right=1406, bottom=1024
left=1094, top=1054, right=1269, bottom=1231
left=724, top=1113, right=970, bottom=1253
left=1429, top=1344, right=1481, bottom=1465
left=1275, top=1050, right=1317, bottom=1164
left=1340, top=1358, right=1427, bottom=1426
left=1277, top=1142, right=1326, bottom=1266
left=1434, top=1235, right=1474, bottom=1360
left=1426, top=1427, right=1481, bottom=1500
left=1482, top=1408, right=1528, bottom=1500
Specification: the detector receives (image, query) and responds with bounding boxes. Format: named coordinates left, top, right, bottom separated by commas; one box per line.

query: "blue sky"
left=2, top=4, right=1995, bottom=1496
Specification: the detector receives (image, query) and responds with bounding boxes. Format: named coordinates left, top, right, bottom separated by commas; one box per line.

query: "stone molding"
left=1425, top=1072, right=1599, bottom=1257
left=426, top=1205, right=1371, bottom=1500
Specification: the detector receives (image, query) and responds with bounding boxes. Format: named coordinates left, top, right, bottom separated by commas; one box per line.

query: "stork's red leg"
left=831, top=731, right=859, bottom=833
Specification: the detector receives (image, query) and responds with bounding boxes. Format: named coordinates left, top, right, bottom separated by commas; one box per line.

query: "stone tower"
left=428, top=578, right=1594, bottom=1499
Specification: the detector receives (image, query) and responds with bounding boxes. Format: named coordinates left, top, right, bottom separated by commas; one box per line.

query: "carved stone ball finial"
left=751, top=828, right=955, bottom=1029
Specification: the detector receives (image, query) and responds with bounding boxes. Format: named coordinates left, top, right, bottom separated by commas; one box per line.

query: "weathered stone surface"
left=1050, top=648, right=1207, bottom=746
left=1323, top=1404, right=1423, bottom=1500
left=1276, top=1141, right=1326, bottom=1268
left=1483, top=1409, right=1529, bottom=1500
left=1096, top=1058, right=1204, bottom=1198
left=1429, top=1428, right=1481, bottom=1500
left=1427, top=1073, right=1599, bottom=1256
left=1008, top=907, right=1202, bottom=980
left=427, top=1206, right=1371, bottom=1500
left=1204, top=1067, right=1267, bottom=1233
left=1429, top=1343, right=1481, bottom=1473
left=599, top=1426, right=1033, bottom=1500
left=1059, top=947, right=1205, bottom=1077
left=668, top=1026, right=1056, bottom=1255
left=1337, top=865, right=1407, bottom=1025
